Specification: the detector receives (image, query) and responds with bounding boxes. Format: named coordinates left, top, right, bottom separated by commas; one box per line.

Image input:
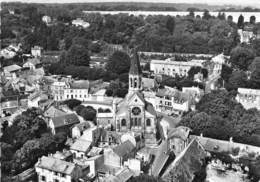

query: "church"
left=97, top=51, right=158, bottom=145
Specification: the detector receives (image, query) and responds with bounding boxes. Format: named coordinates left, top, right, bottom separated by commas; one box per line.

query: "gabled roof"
left=70, top=139, right=92, bottom=152
left=113, top=140, right=135, bottom=157
left=44, top=106, right=66, bottom=118
left=129, top=50, right=142, bottom=75
left=128, top=91, right=145, bottom=104
left=73, top=121, right=90, bottom=132
left=162, top=139, right=206, bottom=181
left=36, top=156, right=77, bottom=175
left=4, top=64, right=21, bottom=72
left=51, top=113, right=80, bottom=128
left=152, top=140, right=169, bottom=176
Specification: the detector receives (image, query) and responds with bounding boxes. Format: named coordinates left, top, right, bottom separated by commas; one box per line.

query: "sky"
left=2, top=0, right=260, bottom=7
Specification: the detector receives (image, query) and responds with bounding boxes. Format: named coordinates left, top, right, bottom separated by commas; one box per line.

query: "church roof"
left=129, top=50, right=142, bottom=75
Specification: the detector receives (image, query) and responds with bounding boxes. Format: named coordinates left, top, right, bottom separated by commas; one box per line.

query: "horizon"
left=2, top=0, right=260, bottom=8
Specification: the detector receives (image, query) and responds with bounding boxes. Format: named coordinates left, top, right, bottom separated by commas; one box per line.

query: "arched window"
left=146, top=119, right=151, bottom=126
left=134, top=78, right=137, bottom=88
left=121, top=119, right=126, bottom=126
left=130, top=78, right=133, bottom=87
left=139, top=77, right=142, bottom=88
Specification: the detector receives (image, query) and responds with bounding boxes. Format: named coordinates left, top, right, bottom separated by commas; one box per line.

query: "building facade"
left=150, top=58, right=205, bottom=77
left=236, top=88, right=260, bottom=110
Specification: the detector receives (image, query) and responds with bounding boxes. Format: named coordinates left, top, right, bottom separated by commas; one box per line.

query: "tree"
left=227, top=15, right=233, bottom=22
left=63, top=99, right=82, bottom=110
left=230, top=46, right=255, bottom=71
left=80, top=106, right=97, bottom=121
left=66, top=44, right=90, bottom=66
left=248, top=57, right=260, bottom=89
left=250, top=15, right=256, bottom=24
left=202, top=10, right=211, bottom=20
left=226, top=70, right=248, bottom=91
left=106, top=51, right=131, bottom=75
left=237, top=14, right=244, bottom=29
left=166, top=16, right=175, bottom=34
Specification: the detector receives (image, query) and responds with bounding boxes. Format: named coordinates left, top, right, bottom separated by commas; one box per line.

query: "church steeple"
left=129, top=49, right=142, bottom=94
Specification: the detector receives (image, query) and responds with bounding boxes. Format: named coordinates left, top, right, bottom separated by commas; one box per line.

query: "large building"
left=150, top=58, right=205, bottom=77
left=236, top=88, right=260, bottom=110
left=97, top=51, right=158, bottom=145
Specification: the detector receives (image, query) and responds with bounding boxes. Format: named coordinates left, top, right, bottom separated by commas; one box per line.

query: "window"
left=138, top=118, right=141, bottom=126
left=54, top=172, right=58, bottom=176
left=67, top=95, right=69, bottom=99
left=134, top=78, right=137, bottom=88
left=134, top=118, right=138, bottom=126
left=41, top=175, right=46, bottom=181
left=61, top=173, right=66, bottom=178
left=80, top=95, right=82, bottom=98
left=121, top=119, right=126, bottom=126
left=146, top=119, right=151, bottom=126
left=130, top=78, right=133, bottom=87
left=54, top=179, right=59, bottom=182
left=84, top=95, right=86, bottom=98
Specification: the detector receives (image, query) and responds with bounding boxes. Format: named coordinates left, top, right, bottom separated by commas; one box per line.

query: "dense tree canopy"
left=230, top=46, right=255, bottom=71
left=179, top=90, right=260, bottom=146
left=106, top=51, right=131, bottom=75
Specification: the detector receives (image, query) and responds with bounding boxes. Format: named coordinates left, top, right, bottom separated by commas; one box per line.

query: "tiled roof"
left=44, top=106, right=66, bottom=118
left=70, top=139, right=92, bottom=152
left=36, top=156, right=76, bottom=175
left=70, top=80, right=89, bottom=89
left=152, top=140, right=169, bottom=176
left=25, top=58, right=41, bottom=65
left=113, top=140, right=135, bottom=157
left=51, top=113, right=80, bottom=128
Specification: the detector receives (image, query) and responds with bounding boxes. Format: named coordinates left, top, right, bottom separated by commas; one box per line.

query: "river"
left=83, top=11, right=260, bottom=22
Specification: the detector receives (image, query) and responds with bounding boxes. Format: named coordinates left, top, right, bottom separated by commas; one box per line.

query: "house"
left=44, top=106, right=67, bottom=119
left=104, top=140, right=135, bottom=168
left=23, top=58, right=41, bottom=70
left=182, top=86, right=204, bottom=103
left=150, top=58, right=205, bottom=77
left=72, top=121, right=91, bottom=139
left=35, top=156, right=87, bottom=182
left=31, top=46, right=43, bottom=57
left=64, top=80, right=90, bottom=101
left=72, top=18, right=90, bottom=28
left=52, top=80, right=70, bottom=101
left=70, top=139, right=92, bottom=158
left=81, top=126, right=101, bottom=145
left=155, top=88, right=190, bottom=115
left=104, top=167, right=135, bottom=182
left=42, top=15, right=52, bottom=25
left=3, top=64, right=21, bottom=80
left=236, top=88, right=260, bottom=110
left=74, top=155, right=104, bottom=178
left=49, top=113, right=80, bottom=135
left=28, top=91, right=48, bottom=108
left=96, top=112, right=114, bottom=129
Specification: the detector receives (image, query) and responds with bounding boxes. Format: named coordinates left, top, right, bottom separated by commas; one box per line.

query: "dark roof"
left=113, top=140, right=135, bottom=157
left=129, top=50, right=142, bottom=75
left=152, top=140, right=169, bottom=176
left=162, top=139, right=206, bottom=181
left=145, top=102, right=157, bottom=116
left=51, top=113, right=80, bottom=128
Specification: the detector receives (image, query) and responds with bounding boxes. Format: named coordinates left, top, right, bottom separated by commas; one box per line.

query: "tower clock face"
left=132, top=107, right=141, bottom=115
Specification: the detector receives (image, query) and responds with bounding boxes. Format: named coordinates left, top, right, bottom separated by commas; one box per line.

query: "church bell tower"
left=128, top=50, right=142, bottom=95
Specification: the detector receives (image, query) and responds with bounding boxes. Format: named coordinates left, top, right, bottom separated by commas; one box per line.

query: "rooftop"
left=70, top=139, right=92, bottom=152
left=36, top=156, right=76, bottom=175
left=4, top=64, right=21, bottom=72
left=69, top=80, right=89, bottom=89
left=51, top=113, right=80, bottom=128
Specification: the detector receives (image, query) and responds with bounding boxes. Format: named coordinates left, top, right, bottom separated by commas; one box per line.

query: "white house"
left=35, top=156, right=86, bottom=182
left=23, top=58, right=41, bottom=70
left=64, top=80, right=90, bottom=101
left=31, top=46, right=43, bottom=57
left=155, top=88, right=190, bottom=115
left=42, top=15, right=52, bottom=25
left=72, top=121, right=90, bottom=139
left=236, top=88, right=260, bottom=110
left=70, top=139, right=92, bottom=158
left=72, top=18, right=90, bottom=28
